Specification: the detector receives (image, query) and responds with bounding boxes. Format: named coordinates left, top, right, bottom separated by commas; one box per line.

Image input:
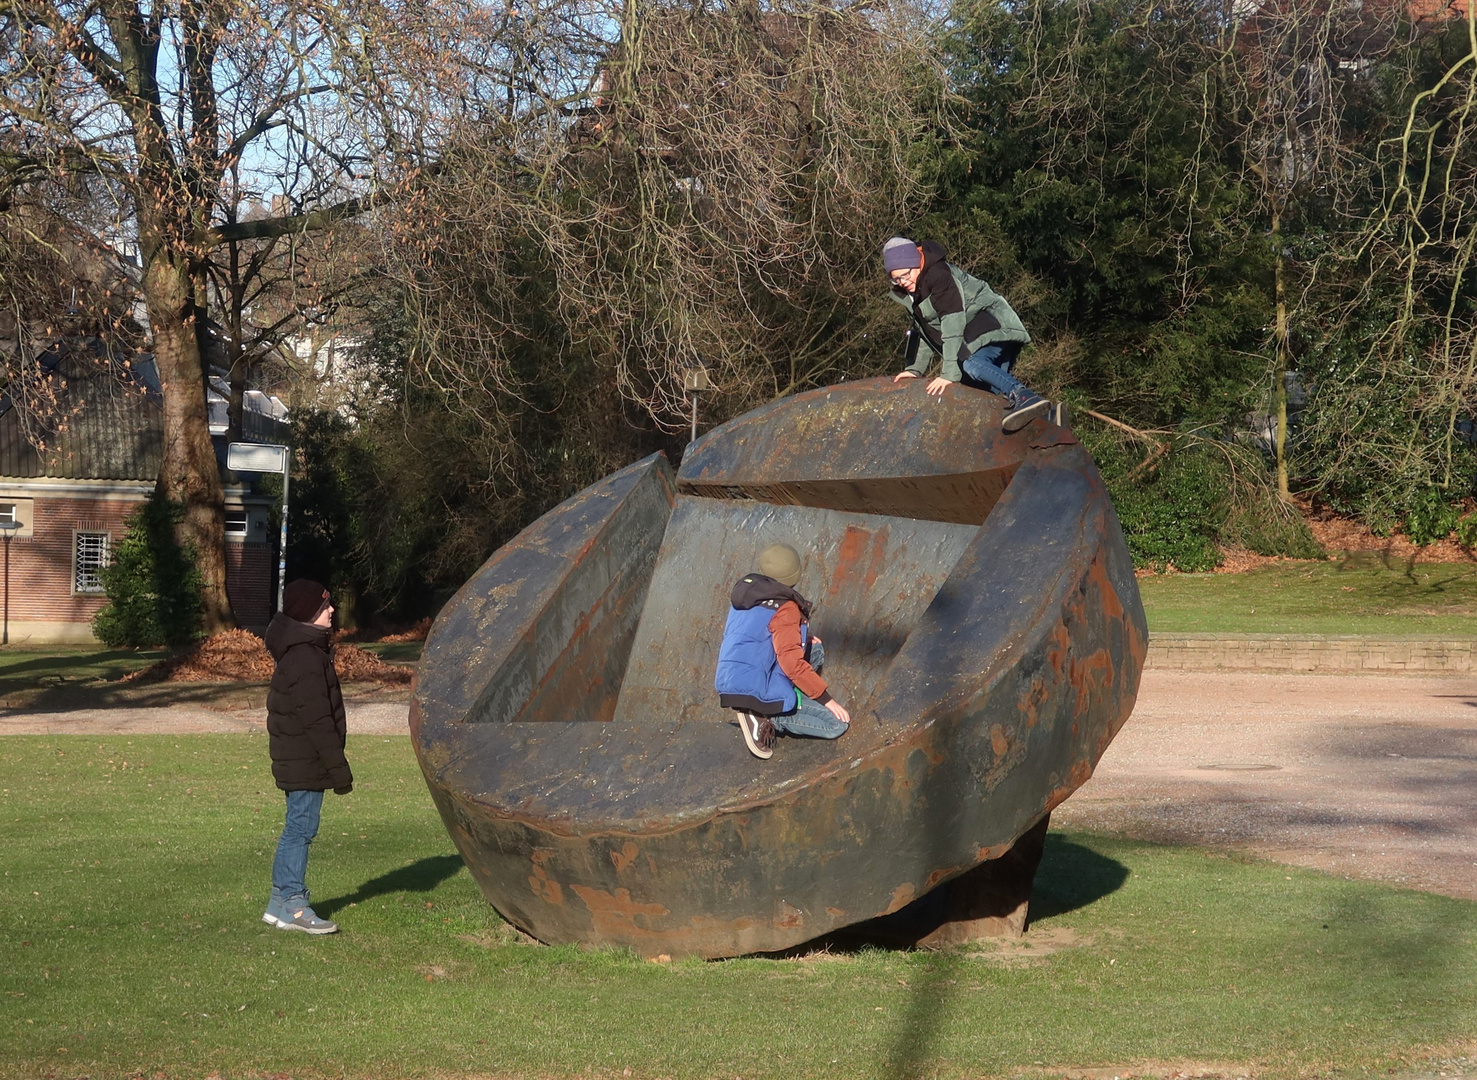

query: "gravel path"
left=1053, top=670, right=1477, bottom=900
left=0, top=697, right=410, bottom=735
left=4, top=670, right=1475, bottom=899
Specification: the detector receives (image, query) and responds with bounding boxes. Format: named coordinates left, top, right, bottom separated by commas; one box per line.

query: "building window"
left=74, top=532, right=110, bottom=593
left=0, top=504, right=15, bottom=526
left=225, top=510, right=249, bottom=537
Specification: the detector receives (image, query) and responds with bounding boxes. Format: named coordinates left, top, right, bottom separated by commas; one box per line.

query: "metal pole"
left=2, top=534, right=10, bottom=646
left=277, top=451, right=290, bottom=614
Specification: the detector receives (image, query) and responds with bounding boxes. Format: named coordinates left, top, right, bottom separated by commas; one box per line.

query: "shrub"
left=1457, top=512, right=1477, bottom=548
left=1221, top=496, right=1324, bottom=559
left=1401, top=487, right=1460, bottom=547
left=93, top=492, right=204, bottom=648
left=1082, top=430, right=1227, bottom=572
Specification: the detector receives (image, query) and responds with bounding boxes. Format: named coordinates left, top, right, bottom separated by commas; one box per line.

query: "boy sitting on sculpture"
left=715, top=543, right=851, bottom=759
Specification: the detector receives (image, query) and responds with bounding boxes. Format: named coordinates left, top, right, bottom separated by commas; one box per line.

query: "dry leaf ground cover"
left=2, top=736, right=1476, bottom=1080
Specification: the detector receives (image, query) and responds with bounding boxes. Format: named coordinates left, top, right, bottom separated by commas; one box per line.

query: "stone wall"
left=1147, top=633, right=1477, bottom=672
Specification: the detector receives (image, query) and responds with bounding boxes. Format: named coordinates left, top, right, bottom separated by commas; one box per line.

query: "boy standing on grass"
left=262, top=578, right=352, bottom=934
left=715, top=543, right=851, bottom=760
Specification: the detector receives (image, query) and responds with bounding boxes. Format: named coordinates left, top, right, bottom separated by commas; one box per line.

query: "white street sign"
left=227, top=442, right=289, bottom=473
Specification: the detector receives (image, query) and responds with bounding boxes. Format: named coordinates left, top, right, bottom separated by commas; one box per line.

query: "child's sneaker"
left=261, top=895, right=287, bottom=927
left=274, top=904, right=338, bottom=934
left=1002, top=392, right=1050, bottom=433
left=737, top=711, right=775, bottom=760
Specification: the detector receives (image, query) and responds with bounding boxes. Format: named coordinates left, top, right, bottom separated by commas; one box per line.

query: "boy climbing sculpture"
left=715, top=543, right=851, bottom=760
left=884, top=235, right=1052, bottom=432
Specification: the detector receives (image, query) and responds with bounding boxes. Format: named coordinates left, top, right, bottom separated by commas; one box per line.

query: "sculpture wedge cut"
left=411, top=377, right=1147, bottom=958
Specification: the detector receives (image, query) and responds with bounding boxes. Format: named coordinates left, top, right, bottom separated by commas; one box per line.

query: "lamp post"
left=0, top=520, right=20, bottom=646
left=682, top=366, right=712, bottom=443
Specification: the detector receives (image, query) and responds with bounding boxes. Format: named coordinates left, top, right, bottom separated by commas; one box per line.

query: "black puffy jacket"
left=265, top=614, right=352, bottom=793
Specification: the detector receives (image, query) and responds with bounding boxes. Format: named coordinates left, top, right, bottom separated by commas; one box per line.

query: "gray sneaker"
left=1002, top=394, right=1051, bottom=433
left=272, top=904, right=338, bottom=935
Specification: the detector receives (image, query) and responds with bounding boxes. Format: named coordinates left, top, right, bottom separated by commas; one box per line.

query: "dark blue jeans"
left=271, top=789, right=323, bottom=906
left=772, top=640, right=848, bottom=740
left=961, top=342, right=1032, bottom=401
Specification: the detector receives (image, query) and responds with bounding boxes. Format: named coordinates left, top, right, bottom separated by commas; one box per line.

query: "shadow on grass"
left=874, top=833, right=1125, bottom=1079
left=316, top=854, right=465, bottom=916
left=0, top=648, right=164, bottom=692
left=8, top=679, right=273, bottom=712
left=1026, top=833, right=1131, bottom=922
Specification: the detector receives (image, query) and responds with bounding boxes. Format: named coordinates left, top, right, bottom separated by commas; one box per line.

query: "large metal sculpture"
left=410, top=377, right=1146, bottom=958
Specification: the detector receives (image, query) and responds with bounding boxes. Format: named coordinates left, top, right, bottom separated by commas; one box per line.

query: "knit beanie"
left=758, top=544, right=802, bottom=587
left=283, top=578, right=331, bottom=623
left=883, top=236, right=922, bottom=272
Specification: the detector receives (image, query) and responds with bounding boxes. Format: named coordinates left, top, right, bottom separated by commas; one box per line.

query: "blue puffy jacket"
left=714, top=574, right=812, bottom=716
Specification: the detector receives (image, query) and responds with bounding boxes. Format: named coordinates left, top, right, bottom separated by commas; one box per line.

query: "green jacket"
left=889, top=241, right=1030, bottom=382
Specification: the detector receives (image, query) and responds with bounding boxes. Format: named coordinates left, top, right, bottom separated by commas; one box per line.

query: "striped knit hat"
left=883, top=236, right=922, bottom=272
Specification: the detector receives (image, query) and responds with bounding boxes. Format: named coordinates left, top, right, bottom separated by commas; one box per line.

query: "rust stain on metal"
left=610, top=842, right=639, bottom=873
left=528, top=853, right=564, bottom=906
left=412, top=379, right=1146, bottom=958
left=570, top=884, right=671, bottom=939
left=886, top=883, right=917, bottom=914
left=989, top=723, right=1010, bottom=759
left=973, top=840, right=1013, bottom=862
left=776, top=901, right=805, bottom=929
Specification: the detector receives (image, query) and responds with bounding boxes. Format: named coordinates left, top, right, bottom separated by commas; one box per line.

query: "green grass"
left=356, top=640, right=423, bottom=664
left=0, top=643, right=164, bottom=698
left=3, top=736, right=1475, bottom=1079
left=1141, top=557, right=1477, bottom=635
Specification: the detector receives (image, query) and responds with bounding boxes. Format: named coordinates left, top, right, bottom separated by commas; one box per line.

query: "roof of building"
left=0, top=343, right=163, bottom=481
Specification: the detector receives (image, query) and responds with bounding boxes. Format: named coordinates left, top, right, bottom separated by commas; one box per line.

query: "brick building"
left=0, top=347, right=280, bottom=643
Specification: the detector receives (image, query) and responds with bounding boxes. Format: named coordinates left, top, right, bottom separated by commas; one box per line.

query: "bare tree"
left=389, top=0, right=948, bottom=441
left=1, top=0, right=500, bottom=629
left=1219, top=0, right=1406, bottom=498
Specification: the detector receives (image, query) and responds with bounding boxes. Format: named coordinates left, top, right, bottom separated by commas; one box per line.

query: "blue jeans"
left=772, top=640, right=848, bottom=740
left=961, top=343, right=1033, bottom=401
left=271, top=789, right=323, bottom=906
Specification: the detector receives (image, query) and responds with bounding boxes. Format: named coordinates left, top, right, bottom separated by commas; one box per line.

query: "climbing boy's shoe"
left=1002, top=393, right=1051, bottom=433
left=737, top=711, right=775, bottom=760
left=1050, top=401, right=1072, bottom=428
left=261, top=895, right=287, bottom=927
left=274, top=905, right=338, bottom=935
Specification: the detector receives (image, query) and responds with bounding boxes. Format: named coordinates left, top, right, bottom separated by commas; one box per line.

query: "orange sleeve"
left=769, top=602, right=829, bottom=701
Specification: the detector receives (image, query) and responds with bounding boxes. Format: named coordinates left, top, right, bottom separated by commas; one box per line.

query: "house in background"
left=0, top=344, right=285, bottom=643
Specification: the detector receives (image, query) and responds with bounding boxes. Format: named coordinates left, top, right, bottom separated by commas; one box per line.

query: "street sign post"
left=227, top=441, right=291, bottom=615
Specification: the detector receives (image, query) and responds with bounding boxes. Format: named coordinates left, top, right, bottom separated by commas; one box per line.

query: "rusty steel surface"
left=411, top=377, right=1148, bottom=958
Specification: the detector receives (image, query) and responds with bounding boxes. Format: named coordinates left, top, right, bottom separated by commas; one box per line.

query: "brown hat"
left=283, top=579, right=330, bottom=623
left=758, top=544, right=802, bottom=587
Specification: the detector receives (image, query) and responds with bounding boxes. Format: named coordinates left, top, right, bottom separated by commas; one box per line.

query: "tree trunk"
left=1272, top=208, right=1291, bottom=501
left=142, top=248, right=237, bottom=633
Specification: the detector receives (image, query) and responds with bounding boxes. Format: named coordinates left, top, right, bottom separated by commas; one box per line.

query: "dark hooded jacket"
left=265, top=613, right=351, bottom=793
left=890, top=240, right=1030, bottom=382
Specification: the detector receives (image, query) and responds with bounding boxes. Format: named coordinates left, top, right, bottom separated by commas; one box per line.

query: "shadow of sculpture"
left=1027, top=833, right=1132, bottom=922
left=315, top=854, right=465, bottom=917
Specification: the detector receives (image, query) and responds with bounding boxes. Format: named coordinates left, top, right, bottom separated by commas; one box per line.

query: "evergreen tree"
left=93, top=493, right=204, bottom=648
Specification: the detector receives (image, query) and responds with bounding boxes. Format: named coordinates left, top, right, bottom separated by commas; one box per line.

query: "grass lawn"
left=0, top=644, right=165, bottom=699
left=1140, top=557, right=1477, bottom=635
left=357, top=640, right=423, bottom=664
left=2, top=736, right=1474, bottom=1080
